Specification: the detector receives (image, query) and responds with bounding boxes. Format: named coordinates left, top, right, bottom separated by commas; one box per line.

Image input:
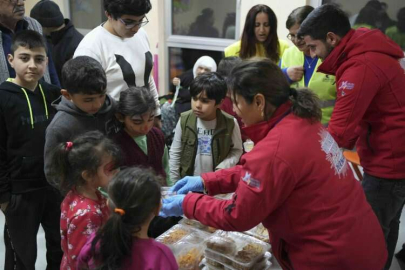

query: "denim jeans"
left=362, top=173, right=405, bottom=270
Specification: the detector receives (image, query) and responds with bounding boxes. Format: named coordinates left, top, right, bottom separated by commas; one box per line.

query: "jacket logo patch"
left=338, top=81, right=355, bottom=90
left=242, top=171, right=261, bottom=188
left=319, top=129, right=348, bottom=178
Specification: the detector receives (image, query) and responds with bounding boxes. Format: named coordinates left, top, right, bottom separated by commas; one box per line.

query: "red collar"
left=317, top=29, right=355, bottom=75
left=243, top=102, right=292, bottom=144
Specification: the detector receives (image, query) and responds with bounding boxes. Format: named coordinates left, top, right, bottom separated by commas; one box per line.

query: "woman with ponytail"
left=160, top=58, right=387, bottom=269
left=77, top=167, right=177, bottom=270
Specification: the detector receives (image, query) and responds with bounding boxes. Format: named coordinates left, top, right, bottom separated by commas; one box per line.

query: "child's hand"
left=170, top=176, right=203, bottom=194
left=159, top=195, right=185, bottom=217
left=172, top=77, right=181, bottom=86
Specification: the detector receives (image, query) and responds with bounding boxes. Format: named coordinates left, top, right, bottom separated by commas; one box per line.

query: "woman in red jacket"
left=160, top=58, right=387, bottom=270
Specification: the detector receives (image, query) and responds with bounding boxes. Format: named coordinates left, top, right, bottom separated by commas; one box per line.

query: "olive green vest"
left=179, top=109, right=235, bottom=178
left=281, top=46, right=337, bottom=125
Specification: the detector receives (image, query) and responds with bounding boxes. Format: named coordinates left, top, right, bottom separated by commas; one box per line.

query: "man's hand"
left=287, top=66, right=304, bottom=82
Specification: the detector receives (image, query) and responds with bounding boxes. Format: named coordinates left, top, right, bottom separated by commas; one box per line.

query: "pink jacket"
left=183, top=102, right=387, bottom=269
left=319, top=28, right=405, bottom=179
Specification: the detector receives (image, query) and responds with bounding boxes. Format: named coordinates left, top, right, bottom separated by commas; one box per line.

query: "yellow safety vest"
left=225, top=40, right=290, bottom=64
left=352, top=24, right=374, bottom=30
left=281, top=46, right=336, bottom=125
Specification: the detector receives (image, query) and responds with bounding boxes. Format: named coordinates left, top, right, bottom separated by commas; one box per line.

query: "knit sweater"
left=113, top=128, right=167, bottom=184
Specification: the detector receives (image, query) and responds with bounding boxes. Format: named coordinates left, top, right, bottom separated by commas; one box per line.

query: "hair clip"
left=114, top=208, right=125, bottom=216
left=65, top=142, right=73, bottom=151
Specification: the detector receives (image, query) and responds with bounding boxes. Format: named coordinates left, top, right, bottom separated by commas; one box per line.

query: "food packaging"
left=180, top=218, right=217, bottom=233
left=202, top=252, right=272, bottom=270
left=156, top=224, right=193, bottom=246
left=203, top=230, right=270, bottom=270
left=243, top=223, right=270, bottom=243
left=172, top=242, right=204, bottom=270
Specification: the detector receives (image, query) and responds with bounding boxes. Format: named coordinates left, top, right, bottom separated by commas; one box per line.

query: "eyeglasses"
left=286, top=33, right=302, bottom=41
left=118, top=16, right=149, bottom=29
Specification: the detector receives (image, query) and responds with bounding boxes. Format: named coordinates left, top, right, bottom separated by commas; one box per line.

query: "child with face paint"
left=114, top=87, right=180, bottom=238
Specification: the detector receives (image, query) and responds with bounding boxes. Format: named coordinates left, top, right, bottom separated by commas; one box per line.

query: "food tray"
left=173, top=242, right=204, bottom=270
left=156, top=224, right=194, bottom=246
left=180, top=218, right=218, bottom=233
left=203, top=230, right=270, bottom=270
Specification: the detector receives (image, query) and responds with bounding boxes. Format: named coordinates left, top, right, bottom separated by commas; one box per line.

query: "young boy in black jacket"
left=0, top=30, right=62, bottom=270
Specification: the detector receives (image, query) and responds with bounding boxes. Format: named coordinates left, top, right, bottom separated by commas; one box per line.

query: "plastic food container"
left=205, top=259, right=225, bottom=270
left=203, top=231, right=271, bottom=270
left=156, top=224, right=193, bottom=246
left=202, top=252, right=272, bottom=270
left=173, top=242, right=204, bottom=270
left=243, top=223, right=269, bottom=243
left=161, top=186, right=176, bottom=199
left=206, top=257, right=225, bottom=269
left=180, top=218, right=217, bottom=233
left=182, top=230, right=212, bottom=244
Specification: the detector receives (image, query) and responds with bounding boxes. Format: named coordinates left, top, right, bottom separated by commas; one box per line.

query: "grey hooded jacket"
left=44, top=95, right=121, bottom=189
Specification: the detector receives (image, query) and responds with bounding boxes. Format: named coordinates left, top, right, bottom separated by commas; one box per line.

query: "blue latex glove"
left=170, top=176, right=204, bottom=194
left=159, top=195, right=185, bottom=217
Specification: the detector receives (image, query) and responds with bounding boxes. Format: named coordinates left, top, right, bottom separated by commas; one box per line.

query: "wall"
left=25, top=0, right=68, bottom=16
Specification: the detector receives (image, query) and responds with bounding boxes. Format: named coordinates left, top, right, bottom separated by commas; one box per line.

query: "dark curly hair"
left=103, top=0, right=152, bottom=19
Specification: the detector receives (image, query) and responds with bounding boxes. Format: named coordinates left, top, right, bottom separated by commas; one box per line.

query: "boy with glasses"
left=74, top=0, right=160, bottom=121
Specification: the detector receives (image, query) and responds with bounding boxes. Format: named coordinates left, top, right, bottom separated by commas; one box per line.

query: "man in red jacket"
left=298, top=4, right=405, bottom=269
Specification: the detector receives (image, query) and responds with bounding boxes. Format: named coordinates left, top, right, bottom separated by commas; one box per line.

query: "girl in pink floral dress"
left=77, top=167, right=178, bottom=270
left=49, top=131, right=121, bottom=269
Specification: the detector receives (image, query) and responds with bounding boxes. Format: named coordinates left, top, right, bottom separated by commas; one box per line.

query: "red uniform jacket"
left=319, top=28, right=405, bottom=179
left=183, top=103, right=387, bottom=270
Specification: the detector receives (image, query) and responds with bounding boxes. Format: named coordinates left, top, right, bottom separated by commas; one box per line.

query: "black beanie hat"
left=30, top=0, right=64, bottom=28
